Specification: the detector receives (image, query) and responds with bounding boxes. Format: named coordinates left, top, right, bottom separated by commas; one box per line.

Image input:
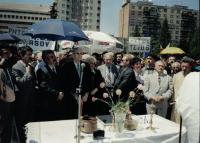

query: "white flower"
left=100, top=82, right=106, bottom=88
left=129, top=91, right=136, bottom=98
left=115, top=89, right=122, bottom=96
left=103, top=93, right=109, bottom=98
left=92, top=97, right=97, bottom=102
left=137, top=84, right=144, bottom=90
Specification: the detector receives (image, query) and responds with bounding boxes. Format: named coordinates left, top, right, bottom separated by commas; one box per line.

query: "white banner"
left=8, top=26, right=55, bottom=51
left=128, top=37, right=151, bottom=53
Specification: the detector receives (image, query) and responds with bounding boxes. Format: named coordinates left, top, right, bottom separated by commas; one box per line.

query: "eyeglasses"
left=75, top=52, right=83, bottom=55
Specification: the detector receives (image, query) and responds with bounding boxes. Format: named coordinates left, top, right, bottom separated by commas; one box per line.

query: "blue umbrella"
left=0, top=33, right=20, bottom=42
left=24, top=19, right=89, bottom=42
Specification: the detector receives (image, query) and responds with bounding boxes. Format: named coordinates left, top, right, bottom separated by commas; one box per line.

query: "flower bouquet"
left=92, top=82, right=142, bottom=132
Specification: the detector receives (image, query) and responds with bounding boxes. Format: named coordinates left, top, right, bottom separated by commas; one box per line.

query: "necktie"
left=77, top=63, right=81, bottom=77
left=52, top=67, right=56, bottom=74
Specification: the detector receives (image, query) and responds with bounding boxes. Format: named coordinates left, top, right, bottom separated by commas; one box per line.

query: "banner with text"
left=8, top=26, right=55, bottom=51
left=128, top=37, right=151, bottom=53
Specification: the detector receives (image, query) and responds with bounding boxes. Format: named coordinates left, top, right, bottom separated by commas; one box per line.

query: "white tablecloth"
left=26, top=115, right=186, bottom=143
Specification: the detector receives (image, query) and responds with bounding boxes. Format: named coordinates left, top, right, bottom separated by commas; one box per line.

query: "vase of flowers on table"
left=92, top=82, right=142, bottom=133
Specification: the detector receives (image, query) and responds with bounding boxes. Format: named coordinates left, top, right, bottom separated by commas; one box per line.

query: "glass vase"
left=112, top=112, right=126, bottom=133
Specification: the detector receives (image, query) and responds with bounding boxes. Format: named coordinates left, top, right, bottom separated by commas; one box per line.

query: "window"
left=62, top=10, right=65, bottom=14
left=39, top=17, right=42, bottom=20
left=28, top=16, right=30, bottom=20
left=20, top=16, right=22, bottom=19
left=170, top=15, right=173, bottom=18
left=171, top=9, right=174, bottom=13
left=164, top=9, right=167, bottom=12
left=176, top=21, right=180, bottom=24
left=97, top=13, right=100, bottom=16
left=8, top=15, right=10, bottom=18
left=35, top=17, right=38, bottom=20
left=175, top=31, right=179, bottom=34
left=170, top=20, right=173, bottom=23
left=177, top=10, right=180, bottom=14
left=0, top=14, right=2, bottom=18
left=97, top=7, right=100, bottom=10
left=12, top=15, right=15, bottom=18
left=31, top=17, right=34, bottom=20
left=16, top=15, right=18, bottom=19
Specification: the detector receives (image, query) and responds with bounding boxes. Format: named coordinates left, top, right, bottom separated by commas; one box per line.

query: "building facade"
left=0, top=3, right=50, bottom=33
left=119, top=0, right=199, bottom=45
left=55, top=0, right=101, bottom=31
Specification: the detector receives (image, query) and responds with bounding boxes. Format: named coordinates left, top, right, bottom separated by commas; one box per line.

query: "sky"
left=1, top=0, right=199, bottom=36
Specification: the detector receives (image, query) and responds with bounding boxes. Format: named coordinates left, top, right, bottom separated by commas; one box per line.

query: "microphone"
left=81, top=63, right=86, bottom=70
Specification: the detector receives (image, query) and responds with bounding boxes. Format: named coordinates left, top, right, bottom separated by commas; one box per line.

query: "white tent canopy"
left=59, top=31, right=124, bottom=54
left=81, top=31, right=123, bottom=54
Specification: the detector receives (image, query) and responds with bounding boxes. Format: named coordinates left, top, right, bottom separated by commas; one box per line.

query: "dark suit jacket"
left=36, top=63, right=61, bottom=121
left=58, top=60, right=92, bottom=119
left=114, top=66, right=137, bottom=100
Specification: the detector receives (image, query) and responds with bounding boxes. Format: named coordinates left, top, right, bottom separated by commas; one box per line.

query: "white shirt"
left=176, top=72, right=200, bottom=143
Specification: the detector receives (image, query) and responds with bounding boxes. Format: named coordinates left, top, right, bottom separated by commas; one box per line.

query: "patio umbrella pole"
left=179, top=116, right=182, bottom=143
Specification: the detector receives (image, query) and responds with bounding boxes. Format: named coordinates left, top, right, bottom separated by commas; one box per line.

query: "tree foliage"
left=50, top=2, right=58, bottom=19
left=133, top=25, right=140, bottom=37
left=159, top=18, right=171, bottom=48
left=189, top=27, right=200, bottom=58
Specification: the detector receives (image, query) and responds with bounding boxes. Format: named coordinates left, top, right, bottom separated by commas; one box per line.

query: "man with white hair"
left=98, top=52, right=118, bottom=91
left=144, top=60, right=173, bottom=118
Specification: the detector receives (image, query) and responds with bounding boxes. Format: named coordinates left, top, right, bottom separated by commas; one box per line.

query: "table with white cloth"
left=26, top=115, right=186, bottom=143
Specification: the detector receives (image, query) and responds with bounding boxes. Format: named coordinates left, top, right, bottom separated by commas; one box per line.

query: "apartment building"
left=55, top=0, right=101, bottom=31
left=0, top=3, right=50, bottom=33
left=119, top=0, right=199, bottom=45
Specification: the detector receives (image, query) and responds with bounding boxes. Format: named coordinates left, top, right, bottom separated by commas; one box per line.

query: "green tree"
left=189, top=27, right=200, bottom=58
left=159, top=18, right=171, bottom=48
left=50, top=2, right=58, bottom=19
left=134, top=25, right=140, bottom=37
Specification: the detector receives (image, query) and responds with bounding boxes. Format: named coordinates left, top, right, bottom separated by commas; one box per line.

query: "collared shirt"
left=19, top=60, right=27, bottom=67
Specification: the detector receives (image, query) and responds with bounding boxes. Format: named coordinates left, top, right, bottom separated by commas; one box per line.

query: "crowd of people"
left=0, top=44, right=199, bottom=143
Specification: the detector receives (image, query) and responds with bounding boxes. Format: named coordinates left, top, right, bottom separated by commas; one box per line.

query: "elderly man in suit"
left=98, top=52, right=118, bottom=92
left=144, top=60, right=173, bottom=118
left=114, top=54, right=137, bottom=100
left=12, top=46, right=36, bottom=142
left=59, top=46, right=92, bottom=119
